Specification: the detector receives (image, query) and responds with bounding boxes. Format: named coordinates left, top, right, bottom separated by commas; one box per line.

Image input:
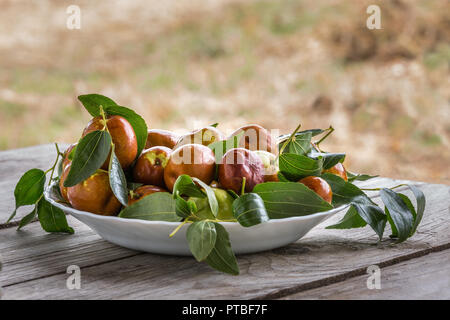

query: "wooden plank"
left=280, top=249, right=450, bottom=300
left=0, top=144, right=68, bottom=224
left=0, top=216, right=139, bottom=287
left=1, top=182, right=448, bottom=299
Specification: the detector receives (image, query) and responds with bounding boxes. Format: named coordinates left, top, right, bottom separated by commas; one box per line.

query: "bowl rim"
left=45, top=183, right=349, bottom=227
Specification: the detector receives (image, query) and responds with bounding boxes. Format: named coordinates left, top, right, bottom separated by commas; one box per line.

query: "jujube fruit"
left=163, top=143, right=216, bottom=192
left=61, top=143, right=77, bottom=171
left=59, top=163, right=71, bottom=202
left=254, top=150, right=279, bottom=182
left=128, top=185, right=168, bottom=206
left=229, top=124, right=273, bottom=153
left=189, top=188, right=234, bottom=220
left=146, top=129, right=179, bottom=149
left=218, top=148, right=264, bottom=194
left=132, top=146, right=171, bottom=188
left=323, top=163, right=348, bottom=181
left=66, top=170, right=122, bottom=216
left=298, top=176, right=332, bottom=203
left=82, top=115, right=138, bottom=170
left=175, top=126, right=225, bottom=148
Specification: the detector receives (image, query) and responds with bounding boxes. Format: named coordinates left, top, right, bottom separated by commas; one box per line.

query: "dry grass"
left=0, top=0, right=448, bottom=183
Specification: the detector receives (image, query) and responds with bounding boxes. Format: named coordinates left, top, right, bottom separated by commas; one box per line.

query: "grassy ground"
left=0, top=0, right=448, bottom=183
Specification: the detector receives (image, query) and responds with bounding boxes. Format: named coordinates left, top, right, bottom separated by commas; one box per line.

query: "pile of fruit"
left=59, top=119, right=344, bottom=217
left=9, top=94, right=426, bottom=275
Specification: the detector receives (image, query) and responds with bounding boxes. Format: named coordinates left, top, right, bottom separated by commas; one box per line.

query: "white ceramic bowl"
left=45, top=183, right=348, bottom=256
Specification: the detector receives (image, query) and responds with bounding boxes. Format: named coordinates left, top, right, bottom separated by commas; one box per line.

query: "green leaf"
left=17, top=205, right=39, bottom=230
left=279, top=132, right=312, bottom=155
left=326, top=205, right=367, bottom=229
left=380, top=188, right=415, bottom=242
left=209, top=123, right=219, bottom=128
left=192, top=178, right=219, bottom=217
left=175, top=193, right=197, bottom=218
left=384, top=186, right=425, bottom=239
left=78, top=94, right=118, bottom=117
left=14, top=169, right=46, bottom=208
left=208, top=131, right=244, bottom=163
left=205, top=223, right=239, bottom=275
left=67, top=145, right=77, bottom=160
left=8, top=169, right=46, bottom=223
left=253, top=182, right=333, bottom=219
left=232, top=193, right=269, bottom=227
left=188, top=196, right=216, bottom=220
left=188, top=188, right=234, bottom=221
left=386, top=194, right=415, bottom=238
left=227, top=189, right=239, bottom=199
left=279, top=153, right=323, bottom=181
left=109, top=148, right=128, bottom=206
left=277, top=171, right=290, bottom=182
left=119, top=192, right=182, bottom=222
left=64, top=130, right=112, bottom=187
left=309, top=151, right=346, bottom=169
left=187, top=221, right=217, bottom=262
left=105, top=105, right=148, bottom=157
left=346, top=172, right=378, bottom=182
left=37, top=199, right=74, bottom=234
left=322, top=173, right=387, bottom=239
left=408, top=185, right=425, bottom=235
left=172, top=175, right=205, bottom=199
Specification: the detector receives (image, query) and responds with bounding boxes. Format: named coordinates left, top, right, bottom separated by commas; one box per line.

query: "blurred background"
left=0, top=0, right=448, bottom=183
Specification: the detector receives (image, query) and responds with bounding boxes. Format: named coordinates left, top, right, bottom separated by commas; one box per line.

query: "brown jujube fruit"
left=132, top=146, right=171, bottom=188
left=66, top=170, right=122, bottom=216
left=175, top=126, right=225, bottom=148
left=146, top=129, right=179, bottom=149
left=229, top=124, right=273, bottom=153
left=128, top=185, right=168, bottom=206
left=298, top=176, right=333, bottom=203
left=323, top=163, right=348, bottom=181
left=61, top=143, right=77, bottom=171
left=163, top=144, right=216, bottom=192
left=59, top=163, right=71, bottom=202
left=254, top=150, right=279, bottom=182
left=218, top=148, right=264, bottom=194
left=82, top=115, right=138, bottom=170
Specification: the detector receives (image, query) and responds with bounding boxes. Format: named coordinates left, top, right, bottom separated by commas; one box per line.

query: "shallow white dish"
left=45, top=183, right=348, bottom=256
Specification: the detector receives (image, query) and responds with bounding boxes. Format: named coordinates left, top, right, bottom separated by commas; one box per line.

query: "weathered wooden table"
left=0, top=144, right=449, bottom=300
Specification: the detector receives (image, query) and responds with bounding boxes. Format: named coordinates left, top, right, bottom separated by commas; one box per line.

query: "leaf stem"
left=169, top=218, right=191, bottom=237
left=315, top=126, right=334, bottom=146
left=361, top=184, right=408, bottom=191
left=278, top=123, right=301, bottom=155
left=100, top=106, right=115, bottom=149
left=241, top=177, right=246, bottom=196
left=275, top=123, right=302, bottom=165
left=45, top=143, right=62, bottom=186
left=203, top=218, right=238, bottom=223
left=54, top=142, right=63, bottom=157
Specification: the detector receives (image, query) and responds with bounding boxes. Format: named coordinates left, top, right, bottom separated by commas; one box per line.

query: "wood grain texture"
left=0, top=216, right=138, bottom=287
left=280, top=249, right=450, bottom=300
left=1, top=182, right=448, bottom=299
left=0, top=144, right=68, bottom=224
